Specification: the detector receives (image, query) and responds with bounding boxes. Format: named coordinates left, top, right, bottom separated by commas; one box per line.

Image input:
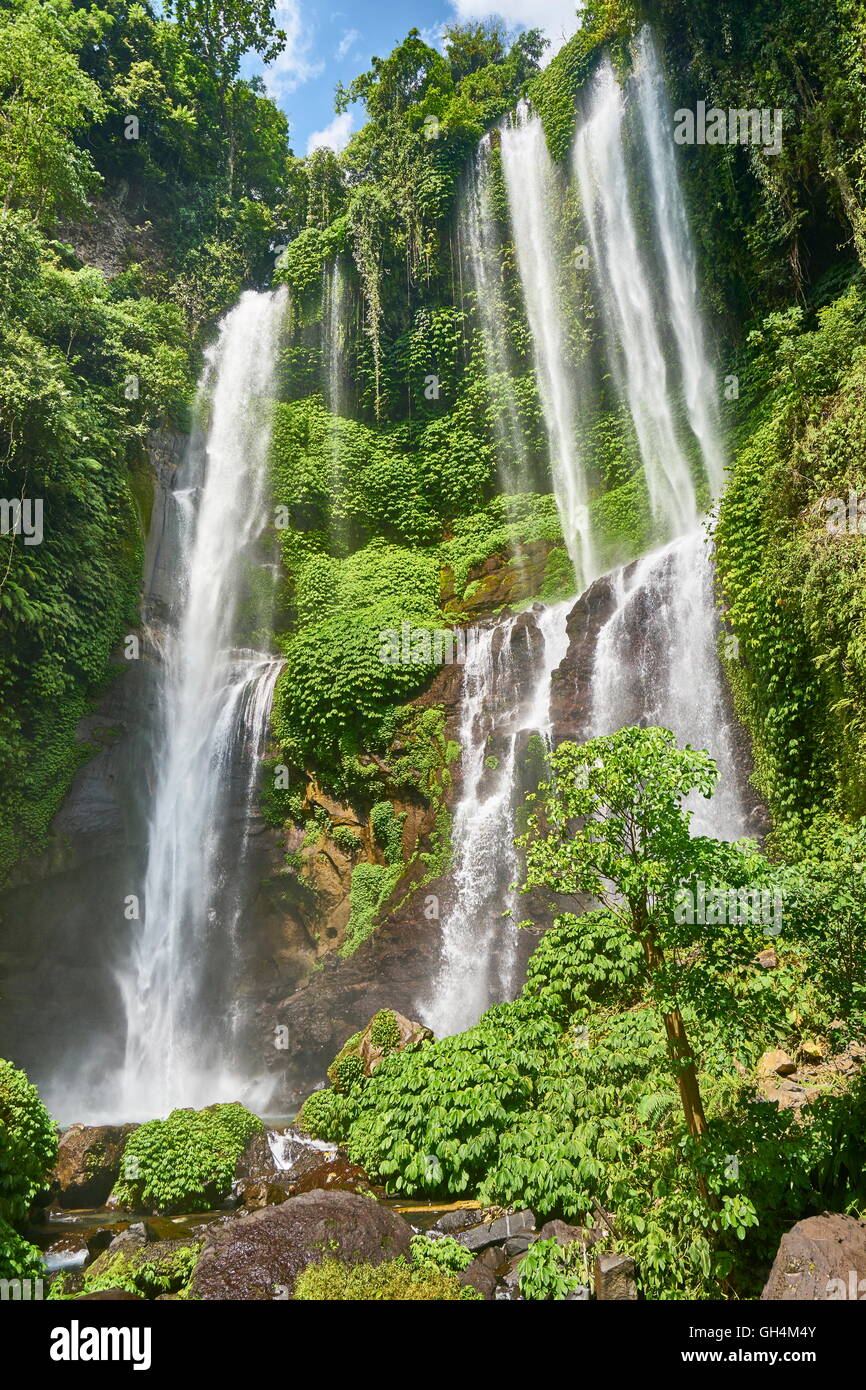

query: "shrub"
left=111, top=1103, right=261, bottom=1214
left=0, top=1059, right=57, bottom=1278
left=369, top=1009, right=401, bottom=1052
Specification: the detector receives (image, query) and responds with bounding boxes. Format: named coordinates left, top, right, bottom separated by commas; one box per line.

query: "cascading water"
left=500, top=103, right=595, bottom=591
left=589, top=530, right=747, bottom=838
left=459, top=135, right=531, bottom=497
left=573, top=59, right=699, bottom=537
left=420, top=603, right=570, bottom=1037
left=118, top=288, right=287, bottom=1119
left=633, top=27, right=725, bottom=499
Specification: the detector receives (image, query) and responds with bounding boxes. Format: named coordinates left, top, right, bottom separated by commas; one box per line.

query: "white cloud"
left=447, top=0, right=582, bottom=57
left=265, top=0, right=325, bottom=98
left=335, top=27, right=361, bottom=61
left=306, top=110, right=355, bottom=156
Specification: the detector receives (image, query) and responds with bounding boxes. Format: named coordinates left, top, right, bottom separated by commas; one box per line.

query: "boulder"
left=761, top=1213, right=866, bottom=1300
left=538, top=1218, right=601, bottom=1249
left=190, top=1188, right=413, bottom=1300
left=457, top=1209, right=536, bottom=1253
left=431, top=1206, right=483, bottom=1234
left=594, top=1252, right=637, bottom=1300
left=51, top=1124, right=137, bottom=1208
left=458, top=1246, right=502, bottom=1301
left=283, top=1156, right=372, bottom=1198
left=757, top=1049, right=797, bottom=1077
left=234, top=1130, right=280, bottom=1183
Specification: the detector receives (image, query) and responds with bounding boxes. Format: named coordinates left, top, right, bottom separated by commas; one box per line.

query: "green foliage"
left=518, top=1237, right=588, bottom=1300
left=0, top=1059, right=57, bottom=1278
left=65, top=1240, right=200, bottom=1299
left=716, top=277, right=866, bottom=822
left=111, top=1103, right=261, bottom=1213
left=0, top=212, right=190, bottom=879
left=0, top=1, right=106, bottom=220
left=293, top=1253, right=475, bottom=1300
left=295, top=1086, right=357, bottom=1144
left=409, top=1232, right=473, bottom=1274
left=369, top=1009, right=401, bottom=1052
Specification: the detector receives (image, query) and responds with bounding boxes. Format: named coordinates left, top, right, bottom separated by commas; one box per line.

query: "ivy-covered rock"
left=110, top=1104, right=263, bottom=1215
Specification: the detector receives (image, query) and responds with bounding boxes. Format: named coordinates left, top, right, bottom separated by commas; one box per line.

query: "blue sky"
left=247, top=1, right=582, bottom=155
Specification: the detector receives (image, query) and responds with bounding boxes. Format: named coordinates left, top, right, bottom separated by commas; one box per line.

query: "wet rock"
left=503, top=1233, right=537, bottom=1257
left=190, top=1189, right=413, bottom=1300
left=235, top=1131, right=280, bottom=1183
left=762, top=1213, right=866, bottom=1300
left=594, top=1252, right=637, bottom=1300
left=51, top=1124, right=138, bottom=1209
left=458, top=1246, right=502, bottom=1301
left=432, top=1207, right=484, bottom=1234
left=240, top=1181, right=290, bottom=1210
left=457, top=1209, right=536, bottom=1253
left=283, top=1156, right=372, bottom=1198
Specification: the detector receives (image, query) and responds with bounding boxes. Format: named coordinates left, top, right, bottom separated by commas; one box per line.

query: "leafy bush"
left=409, top=1232, right=473, bottom=1274
left=0, top=1058, right=57, bottom=1279
left=369, top=1009, right=401, bottom=1052
left=518, top=1237, right=589, bottom=1300
left=111, top=1103, right=261, bottom=1214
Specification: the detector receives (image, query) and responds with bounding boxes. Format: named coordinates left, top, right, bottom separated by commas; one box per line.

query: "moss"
left=293, top=1254, right=476, bottom=1300
left=70, top=1241, right=201, bottom=1301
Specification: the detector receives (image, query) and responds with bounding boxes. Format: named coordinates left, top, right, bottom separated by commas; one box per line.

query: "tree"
left=0, top=3, right=105, bottom=220
left=518, top=727, right=767, bottom=1157
left=165, top=0, right=285, bottom=191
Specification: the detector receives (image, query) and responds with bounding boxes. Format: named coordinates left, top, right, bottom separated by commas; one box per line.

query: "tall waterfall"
left=589, top=530, right=747, bottom=838
left=633, top=28, right=725, bottom=499
left=573, top=58, right=699, bottom=537
left=420, top=604, right=570, bottom=1037
left=501, top=103, right=595, bottom=590
left=118, top=289, right=286, bottom=1119
left=459, top=136, right=532, bottom=497
left=423, top=30, right=748, bottom=1037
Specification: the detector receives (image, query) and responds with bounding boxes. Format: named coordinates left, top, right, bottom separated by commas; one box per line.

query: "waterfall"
left=500, top=103, right=595, bottom=590
left=589, top=529, right=747, bottom=839
left=632, top=27, right=725, bottom=498
left=459, top=135, right=531, bottom=497
left=420, top=603, right=570, bottom=1037
left=118, top=288, right=286, bottom=1119
left=573, top=59, right=699, bottom=537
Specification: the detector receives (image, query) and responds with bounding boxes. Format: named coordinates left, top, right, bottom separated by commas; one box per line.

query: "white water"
left=118, top=288, right=287, bottom=1118
left=573, top=59, right=698, bottom=537
left=590, top=529, right=747, bottom=838
left=633, top=27, right=725, bottom=498
left=501, top=103, right=595, bottom=589
left=420, top=603, right=570, bottom=1037
left=460, top=136, right=531, bottom=496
